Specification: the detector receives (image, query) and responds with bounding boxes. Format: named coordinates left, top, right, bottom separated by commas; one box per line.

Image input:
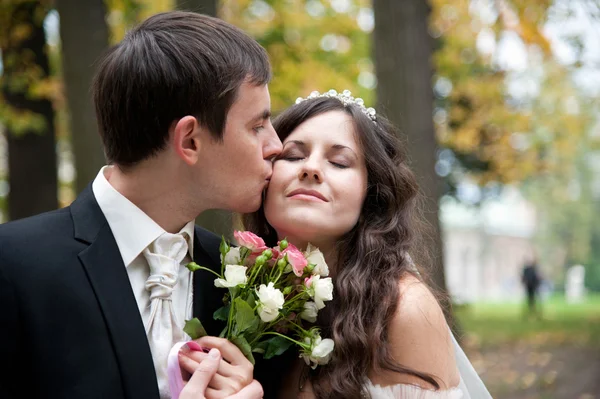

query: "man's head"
left=93, top=12, right=281, bottom=213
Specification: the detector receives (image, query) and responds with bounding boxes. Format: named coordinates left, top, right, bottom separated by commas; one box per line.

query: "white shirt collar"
left=92, top=166, right=195, bottom=266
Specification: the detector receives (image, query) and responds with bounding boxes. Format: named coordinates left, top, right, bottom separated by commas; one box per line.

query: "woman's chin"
left=270, top=220, right=322, bottom=243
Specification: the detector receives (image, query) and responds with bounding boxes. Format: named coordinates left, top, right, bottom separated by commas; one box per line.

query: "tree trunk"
left=56, top=0, right=109, bottom=195
left=175, top=0, right=217, bottom=16
left=373, top=0, right=448, bottom=294
left=1, top=2, right=58, bottom=221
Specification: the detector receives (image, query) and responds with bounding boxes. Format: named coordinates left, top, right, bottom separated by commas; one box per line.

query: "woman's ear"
left=172, top=116, right=203, bottom=165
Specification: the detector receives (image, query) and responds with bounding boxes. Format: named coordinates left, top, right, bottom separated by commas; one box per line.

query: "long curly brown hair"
left=242, top=97, right=441, bottom=398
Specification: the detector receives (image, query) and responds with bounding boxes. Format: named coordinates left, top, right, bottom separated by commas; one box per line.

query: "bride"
left=239, top=90, right=493, bottom=398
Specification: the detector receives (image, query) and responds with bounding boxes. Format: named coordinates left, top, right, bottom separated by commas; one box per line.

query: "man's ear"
left=172, top=116, right=203, bottom=165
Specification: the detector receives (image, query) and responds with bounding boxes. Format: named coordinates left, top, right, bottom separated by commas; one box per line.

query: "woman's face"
left=264, top=110, right=368, bottom=247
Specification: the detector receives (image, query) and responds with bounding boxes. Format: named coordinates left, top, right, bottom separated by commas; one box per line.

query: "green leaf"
left=245, top=318, right=260, bottom=335
left=229, top=286, right=240, bottom=298
left=264, top=335, right=295, bottom=359
left=245, top=292, right=256, bottom=309
left=185, top=262, right=202, bottom=272
left=183, top=318, right=207, bottom=340
left=213, top=305, right=230, bottom=321
left=252, top=340, right=269, bottom=354
left=234, top=297, right=257, bottom=335
left=218, top=325, right=228, bottom=338
left=231, top=336, right=255, bottom=365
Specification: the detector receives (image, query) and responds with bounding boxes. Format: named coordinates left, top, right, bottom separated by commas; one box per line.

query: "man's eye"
left=253, top=126, right=265, bottom=133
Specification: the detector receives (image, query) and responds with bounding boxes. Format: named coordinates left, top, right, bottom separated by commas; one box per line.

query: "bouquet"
left=183, top=231, right=334, bottom=369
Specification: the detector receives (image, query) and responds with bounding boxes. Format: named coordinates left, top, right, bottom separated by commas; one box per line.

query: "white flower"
left=304, top=243, right=329, bottom=276
left=300, top=335, right=335, bottom=369
left=306, top=275, right=333, bottom=310
left=300, top=301, right=318, bottom=323
left=256, top=282, right=285, bottom=322
left=221, top=247, right=241, bottom=265
left=214, top=265, right=247, bottom=288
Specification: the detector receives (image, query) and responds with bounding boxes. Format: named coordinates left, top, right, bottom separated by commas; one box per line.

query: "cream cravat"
left=143, top=232, right=189, bottom=399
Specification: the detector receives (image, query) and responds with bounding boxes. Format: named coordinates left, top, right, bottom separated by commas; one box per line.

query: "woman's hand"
left=179, top=347, right=263, bottom=399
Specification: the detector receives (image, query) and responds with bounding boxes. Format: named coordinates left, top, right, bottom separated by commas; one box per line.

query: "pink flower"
left=304, top=275, right=314, bottom=288
left=271, top=246, right=282, bottom=260
left=234, top=230, right=268, bottom=254
left=285, top=243, right=308, bottom=277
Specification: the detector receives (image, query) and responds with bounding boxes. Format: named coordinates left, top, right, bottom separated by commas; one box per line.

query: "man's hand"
left=178, top=337, right=257, bottom=399
left=179, top=348, right=263, bottom=399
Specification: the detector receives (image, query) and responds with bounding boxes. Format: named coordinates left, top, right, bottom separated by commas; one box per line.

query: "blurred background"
left=1, top=0, right=599, bottom=397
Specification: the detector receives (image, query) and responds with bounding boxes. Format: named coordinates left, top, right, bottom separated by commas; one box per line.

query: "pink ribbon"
left=167, top=340, right=204, bottom=399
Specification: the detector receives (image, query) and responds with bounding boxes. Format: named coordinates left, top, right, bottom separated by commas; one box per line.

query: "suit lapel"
left=192, top=227, right=227, bottom=336
left=72, top=186, right=159, bottom=399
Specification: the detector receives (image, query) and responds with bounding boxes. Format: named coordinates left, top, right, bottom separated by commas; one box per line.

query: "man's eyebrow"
left=250, top=109, right=271, bottom=123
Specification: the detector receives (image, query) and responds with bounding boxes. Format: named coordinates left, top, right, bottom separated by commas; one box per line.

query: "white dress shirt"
left=92, top=166, right=195, bottom=397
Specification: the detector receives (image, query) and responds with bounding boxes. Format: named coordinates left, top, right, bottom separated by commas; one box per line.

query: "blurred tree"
left=0, top=0, right=58, bottom=220
left=221, top=0, right=372, bottom=113
left=56, top=0, right=109, bottom=194
left=373, top=0, right=447, bottom=294
left=428, top=0, right=586, bottom=193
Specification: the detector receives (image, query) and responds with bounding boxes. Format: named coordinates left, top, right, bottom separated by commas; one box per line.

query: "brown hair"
left=92, top=11, right=271, bottom=167
left=243, top=97, right=440, bottom=398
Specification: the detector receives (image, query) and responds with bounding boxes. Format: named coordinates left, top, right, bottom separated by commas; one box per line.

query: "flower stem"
left=257, top=331, right=308, bottom=348
left=226, top=294, right=236, bottom=338
left=192, top=265, right=222, bottom=279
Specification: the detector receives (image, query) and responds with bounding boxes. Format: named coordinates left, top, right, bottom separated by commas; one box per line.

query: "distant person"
left=522, top=258, right=542, bottom=318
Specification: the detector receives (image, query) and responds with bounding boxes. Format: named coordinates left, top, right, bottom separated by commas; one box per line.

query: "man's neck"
left=105, top=164, right=201, bottom=234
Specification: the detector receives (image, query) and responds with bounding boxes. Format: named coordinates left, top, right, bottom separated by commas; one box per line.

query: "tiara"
left=295, top=89, right=377, bottom=122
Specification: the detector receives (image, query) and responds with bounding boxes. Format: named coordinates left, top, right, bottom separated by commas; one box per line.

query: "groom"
left=0, top=12, right=283, bottom=399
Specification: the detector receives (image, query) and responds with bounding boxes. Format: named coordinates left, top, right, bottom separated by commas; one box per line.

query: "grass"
left=454, top=293, right=600, bottom=348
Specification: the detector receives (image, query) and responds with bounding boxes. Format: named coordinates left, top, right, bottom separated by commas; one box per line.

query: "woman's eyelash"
left=330, top=162, right=348, bottom=169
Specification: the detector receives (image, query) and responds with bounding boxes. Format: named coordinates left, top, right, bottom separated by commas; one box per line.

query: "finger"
left=195, top=337, right=253, bottom=368
left=184, top=348, right=221, bottom=395
left=229, top=380, right=264, bottom=399
left=180, top=351, right=236, bottom=379
left=179, top=351, right=202, bottom=377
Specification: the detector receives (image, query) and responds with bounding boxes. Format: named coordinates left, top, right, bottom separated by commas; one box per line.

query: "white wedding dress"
left=364, top=332, right=492, bottom=398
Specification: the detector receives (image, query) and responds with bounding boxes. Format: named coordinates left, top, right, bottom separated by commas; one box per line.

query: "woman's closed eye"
left=330, top=161, right=349, bottom=169
left=278, top=149, right=305, bottom=162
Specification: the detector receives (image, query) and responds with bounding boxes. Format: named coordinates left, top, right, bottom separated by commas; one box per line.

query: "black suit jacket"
left=0, top=186, right=288, bottom=398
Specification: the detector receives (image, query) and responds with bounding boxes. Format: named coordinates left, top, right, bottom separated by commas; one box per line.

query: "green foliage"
left=221, top=0, right=373, bottom=113
left=183, top=317, right=208, bottom=339
left=262, top=334, right=294, bottom=359
left=233, top=296, right=258, bottom=335
left=0, top=0, right=58, bottom=136
left=455, top=294, right=600, bottom=347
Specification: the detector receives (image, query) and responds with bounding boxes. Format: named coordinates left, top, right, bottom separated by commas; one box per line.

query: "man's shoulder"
left=0, top=207, right=72, bottom=239
left=0, top=207, right=75, bottom=270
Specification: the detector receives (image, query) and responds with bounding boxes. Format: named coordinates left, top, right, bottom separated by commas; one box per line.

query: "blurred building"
left=440, top=186, right=537, bottom=302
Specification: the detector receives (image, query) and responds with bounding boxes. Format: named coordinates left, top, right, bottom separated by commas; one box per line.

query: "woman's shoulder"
left=395, top=274, right=446, bottom=327
left=370, top=274, right=459, bottom=389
